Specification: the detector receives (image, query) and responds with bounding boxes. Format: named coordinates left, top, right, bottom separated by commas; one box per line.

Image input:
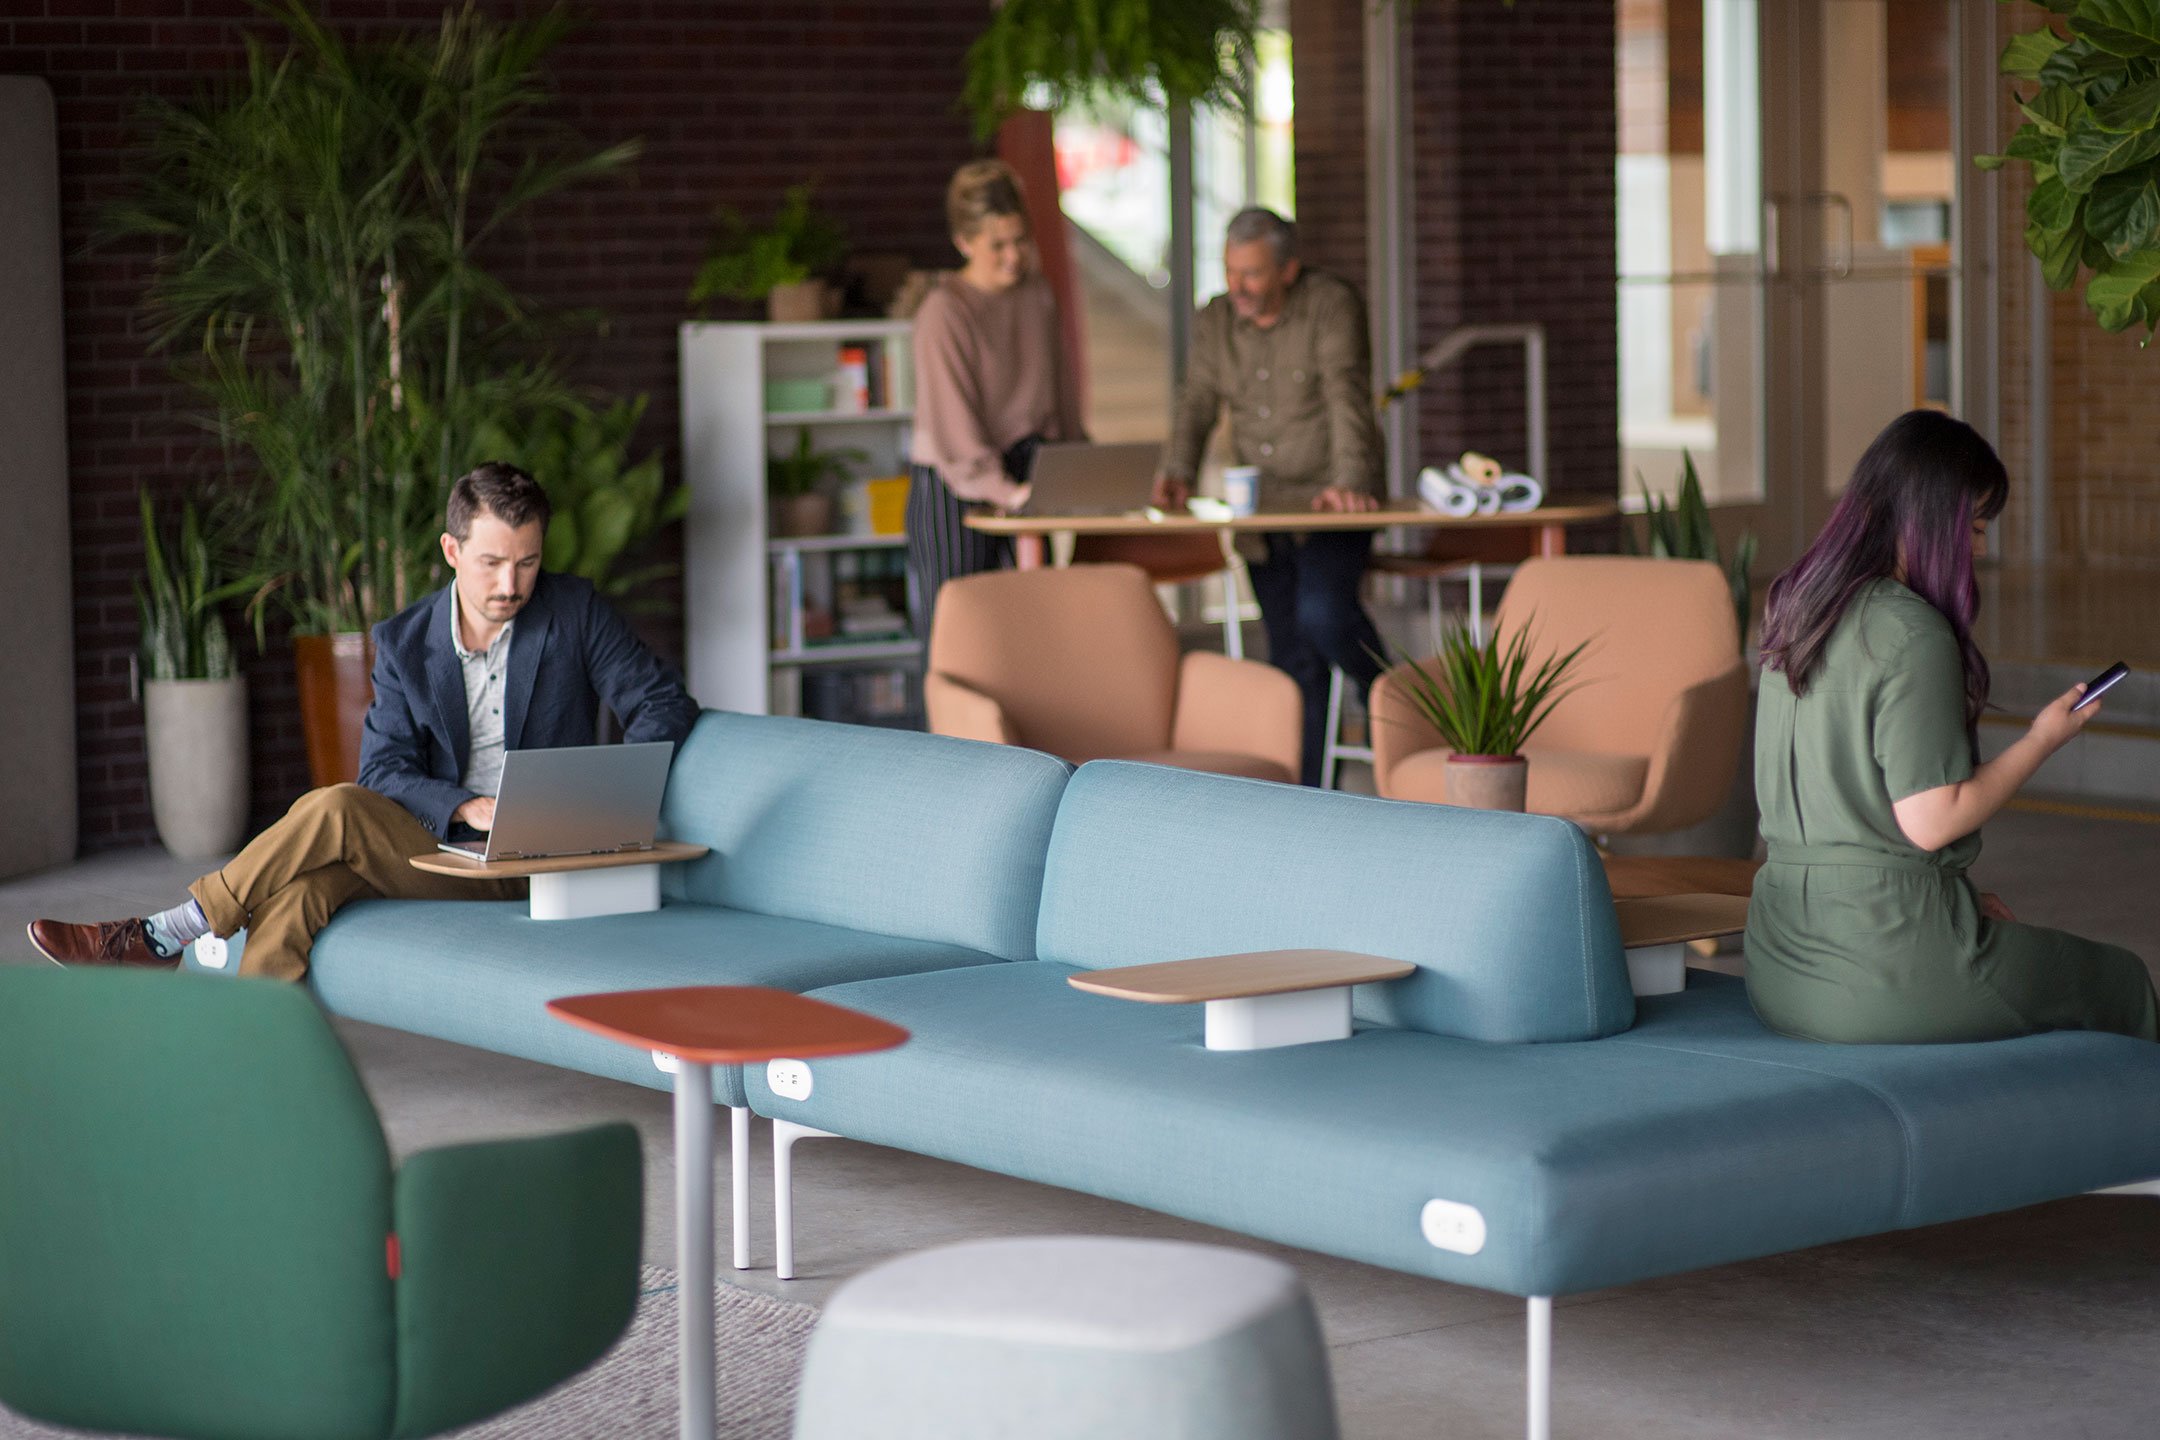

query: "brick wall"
left=2, top=0, right=986, bottom=850
left=1291, top=0, right=1620, bottom=503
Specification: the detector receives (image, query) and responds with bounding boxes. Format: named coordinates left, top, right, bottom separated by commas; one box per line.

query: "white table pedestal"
left=1204, top=987, right=1353, bottom=1050
left=671, top=1059, right=717, bottom=1440
left=1625, top=943, right=1687, bottom=997
left=529, top=864, right=661, bottom=920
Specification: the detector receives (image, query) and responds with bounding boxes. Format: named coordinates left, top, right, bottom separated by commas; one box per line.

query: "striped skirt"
left=904, top=436, right=1038, bottom=637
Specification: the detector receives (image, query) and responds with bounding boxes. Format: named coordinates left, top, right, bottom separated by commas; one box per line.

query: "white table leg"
left=1204, top=986, right=1352, bottom=1050
left=672, top=1061, right=715, bottom=1440
left=731, top=1105, right=750, bottom=1271
left=1626, top=943, right=1687, bottom=997
left=528, top=864, right=661, bottom=921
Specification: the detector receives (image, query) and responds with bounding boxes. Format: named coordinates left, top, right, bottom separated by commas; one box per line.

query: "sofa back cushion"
left=662, top=712, right=1072, bottom=961
left=1036, top=761, right=1633, bottom=1042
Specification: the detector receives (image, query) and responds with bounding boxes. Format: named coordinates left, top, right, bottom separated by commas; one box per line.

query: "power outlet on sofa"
left=652, top=1052, right=680, bottom=1075
left=767, top=1058, right=814, bottom=1101
left=1420, top=1198, right=1488, bottom=1255
left=193, top=935, right=230, bottom=970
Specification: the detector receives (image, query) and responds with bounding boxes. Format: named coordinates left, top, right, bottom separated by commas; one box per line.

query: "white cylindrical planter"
left=144, top=675, right=249, bottom=859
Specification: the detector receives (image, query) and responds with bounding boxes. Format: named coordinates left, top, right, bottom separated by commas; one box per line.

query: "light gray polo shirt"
left=449, top=588, right=514, bottom=797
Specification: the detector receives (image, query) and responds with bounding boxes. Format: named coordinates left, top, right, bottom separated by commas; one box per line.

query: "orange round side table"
left=547, top=986, right=906, bottom=1440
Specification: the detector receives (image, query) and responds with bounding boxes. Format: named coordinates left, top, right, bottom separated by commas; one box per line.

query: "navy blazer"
left=357, top=573, right=701, bottom=837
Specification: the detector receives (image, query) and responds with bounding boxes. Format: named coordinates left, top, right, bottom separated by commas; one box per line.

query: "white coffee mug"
left=1222, top=465, right=1261, bottom=517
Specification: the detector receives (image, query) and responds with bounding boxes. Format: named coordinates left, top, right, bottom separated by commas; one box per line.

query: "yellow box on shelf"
left=865, top=475, right=909, bottom=536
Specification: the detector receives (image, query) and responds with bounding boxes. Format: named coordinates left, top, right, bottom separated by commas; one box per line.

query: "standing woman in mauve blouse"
left=1746, top=409, right=2156, bottom=1045
left=905, top=158, right=1084, bottom=635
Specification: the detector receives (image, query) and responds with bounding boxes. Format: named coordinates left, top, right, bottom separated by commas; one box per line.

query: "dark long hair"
left=1758, top=410, right=2007, bottom=743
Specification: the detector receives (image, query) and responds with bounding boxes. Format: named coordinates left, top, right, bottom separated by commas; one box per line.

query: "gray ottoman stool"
left=792, top=1236, right=1340, bottom=1440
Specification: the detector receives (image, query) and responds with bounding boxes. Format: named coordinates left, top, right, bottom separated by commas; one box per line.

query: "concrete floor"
left=6, top=803, right=2160, bottom=1439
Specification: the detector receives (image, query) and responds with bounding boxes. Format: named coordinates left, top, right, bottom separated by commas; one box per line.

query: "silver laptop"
left=1021, top=441, right=1161, bottom=516
left=437, top=741, right=675, bottom=863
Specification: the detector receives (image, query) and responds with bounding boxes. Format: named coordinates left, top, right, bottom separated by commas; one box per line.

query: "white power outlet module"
left=766, top=1058, right=814, bottom=1101
left=1420, top=1198, right=1488, bottom=1255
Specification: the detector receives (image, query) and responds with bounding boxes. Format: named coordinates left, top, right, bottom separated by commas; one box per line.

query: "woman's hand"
left=995, top=481, right=1032, bottom=515
left=1978, top=891, right=2018, bottom=924
left=2027, top=684, right=2098, bottom=752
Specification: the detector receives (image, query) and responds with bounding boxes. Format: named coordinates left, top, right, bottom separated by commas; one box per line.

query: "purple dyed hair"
left=1758, top=410, right=2008, bottom=749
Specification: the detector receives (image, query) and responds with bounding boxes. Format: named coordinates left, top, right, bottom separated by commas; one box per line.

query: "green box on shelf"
left=764, top=378, right=831, bottom=414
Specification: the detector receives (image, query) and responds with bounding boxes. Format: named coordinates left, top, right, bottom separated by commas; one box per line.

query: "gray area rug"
left=0, top=1267, right=820, bottom=1440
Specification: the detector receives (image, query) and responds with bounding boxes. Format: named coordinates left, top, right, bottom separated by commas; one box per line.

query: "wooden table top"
left=1601, top=854, right=1761, bottom=900
left=1069, top=949, right=1417, bottom=1004
left=965, top=501, right=1618, bottom=538
left=409, top=839, right=709, bottom=880
left=1613, top=894, right=1751, bottom=948
left=546, top=985, right=908, bottom=1064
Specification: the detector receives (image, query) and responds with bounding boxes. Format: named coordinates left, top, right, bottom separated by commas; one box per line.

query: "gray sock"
left=143, top=898, right=210, bottom=958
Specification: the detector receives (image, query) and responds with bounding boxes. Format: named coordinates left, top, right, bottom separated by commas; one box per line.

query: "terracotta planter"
left=767, top=280, right=828, bottom=324
left=1444, top=753, right=1529, bottom=812
left=144, top=675, right=248, bottom=859
left=772, top=492, right=835, bottom=538
left=293, top=632, right=375, bottom=787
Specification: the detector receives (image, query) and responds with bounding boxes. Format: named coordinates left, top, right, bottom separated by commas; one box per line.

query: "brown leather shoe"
left=26, top=918, right=180, bottom=970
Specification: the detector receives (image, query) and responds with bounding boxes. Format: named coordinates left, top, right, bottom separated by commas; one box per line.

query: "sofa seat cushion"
left=310, top=898, right=1003, bottom=1107
left=749, top=966, right=2160, bottom=1298
left=1388, top=744, right=1649, bottom=819
left=1112, top=749, right=1294, bottom=784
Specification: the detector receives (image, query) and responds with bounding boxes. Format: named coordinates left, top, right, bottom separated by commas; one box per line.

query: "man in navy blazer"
left=29, top=464, right=700, bottom=980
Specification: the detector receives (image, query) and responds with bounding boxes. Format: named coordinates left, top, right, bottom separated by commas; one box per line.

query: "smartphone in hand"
left=2072, top=661, right=2131, bottom=712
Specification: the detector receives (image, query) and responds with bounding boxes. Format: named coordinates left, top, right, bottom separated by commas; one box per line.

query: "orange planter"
left=293, top=632, right=375, bottom=787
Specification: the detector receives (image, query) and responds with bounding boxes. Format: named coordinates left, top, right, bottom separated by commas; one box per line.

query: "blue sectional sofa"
left=188, top=711, right=2160, bottom=1439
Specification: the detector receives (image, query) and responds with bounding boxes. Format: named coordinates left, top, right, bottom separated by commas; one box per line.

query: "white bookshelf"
left=680, top=319, right=920, bottom=718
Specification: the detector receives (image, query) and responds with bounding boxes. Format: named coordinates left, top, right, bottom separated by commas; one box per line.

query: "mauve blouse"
left=908, top=271, right=1084, bottom=502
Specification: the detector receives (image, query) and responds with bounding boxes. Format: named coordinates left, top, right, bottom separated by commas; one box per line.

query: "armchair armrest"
left=1629, top=659, right=1750, bottom=834
left=1170, top=651, right=1301, bottom=780
left=1368, top=662, right=1449, bottom=797
left=925, top=671, right=1019, bottom=746
left=389, top=1123, right=641, bottom=1439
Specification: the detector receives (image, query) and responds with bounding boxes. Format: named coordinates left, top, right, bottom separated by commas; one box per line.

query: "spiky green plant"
left=105, top=1, right=639, bottom=640
left=1622, top=451, right=1758, bottom=650
left=1384, top=621, right=1589, bottom=759
left=135, top=489, right=238, bottom=682
left=766, top=428, right=869, bottom=500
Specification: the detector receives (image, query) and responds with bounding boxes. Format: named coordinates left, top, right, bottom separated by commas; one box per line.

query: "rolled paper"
left=1496, top=474, right=1544, bottom=512
left=1417, top=465, right=1481, bottom=517
left=1459, top=450, right=1505, bottom=488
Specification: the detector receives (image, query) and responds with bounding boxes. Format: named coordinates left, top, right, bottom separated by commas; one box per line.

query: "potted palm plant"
left=1386, top=623, right=1588, bottom=812
left=108, top=3, right=638, bottom=786
left=136, top=489, right=248, bottom=859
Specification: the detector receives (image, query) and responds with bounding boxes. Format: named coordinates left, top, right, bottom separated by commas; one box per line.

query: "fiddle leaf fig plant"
left=1978, top=1, right=2160, bottom=337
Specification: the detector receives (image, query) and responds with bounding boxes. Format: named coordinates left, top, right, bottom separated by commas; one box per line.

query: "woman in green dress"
left=1746, top=410, right=2157, bottom=1044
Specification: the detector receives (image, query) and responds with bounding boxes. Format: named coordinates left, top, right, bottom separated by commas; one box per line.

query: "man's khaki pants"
left=189, top=784, right=525, bottom=981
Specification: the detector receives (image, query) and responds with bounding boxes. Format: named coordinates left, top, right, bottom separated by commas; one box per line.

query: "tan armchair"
left=927, top=564, right=1301, bottom=783
left=1370, top=556, right=1749, bottom=836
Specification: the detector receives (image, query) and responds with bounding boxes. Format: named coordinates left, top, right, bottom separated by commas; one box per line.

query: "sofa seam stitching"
left=1606, top=1034, right=1919, bottom=1224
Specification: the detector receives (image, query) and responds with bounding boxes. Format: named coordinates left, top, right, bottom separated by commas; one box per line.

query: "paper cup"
left=1222, top=466, right=1261, bottom=517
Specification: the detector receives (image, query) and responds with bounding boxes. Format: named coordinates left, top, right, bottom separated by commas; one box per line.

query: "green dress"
left=1745, top=578, right=2158, bottom=1044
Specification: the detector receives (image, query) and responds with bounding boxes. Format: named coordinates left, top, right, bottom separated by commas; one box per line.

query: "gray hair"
left=1224, top=206, right=1297, bottom=261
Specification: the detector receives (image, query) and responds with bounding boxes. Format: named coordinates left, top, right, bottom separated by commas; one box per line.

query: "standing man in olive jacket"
left=29, top=464, right=699, bottom=981
left=1153, top=207, right=1387, bottom=785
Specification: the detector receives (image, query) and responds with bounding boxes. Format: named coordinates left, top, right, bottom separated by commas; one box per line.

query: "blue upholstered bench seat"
left=748, top=967, right=2160, bottom=1297
left=310, top=898, right=1004, bottom=1105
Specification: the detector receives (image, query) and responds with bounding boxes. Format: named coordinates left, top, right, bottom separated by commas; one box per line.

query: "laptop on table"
left=438, top=741, right=675, bottom=864
left=1020, top=441, right=1162, bottom=516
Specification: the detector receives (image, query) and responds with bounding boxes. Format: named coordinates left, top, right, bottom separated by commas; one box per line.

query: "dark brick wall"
left=2, top=1, right=986, bottom=850
left=1292, top=0, right=1618, bottom=501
